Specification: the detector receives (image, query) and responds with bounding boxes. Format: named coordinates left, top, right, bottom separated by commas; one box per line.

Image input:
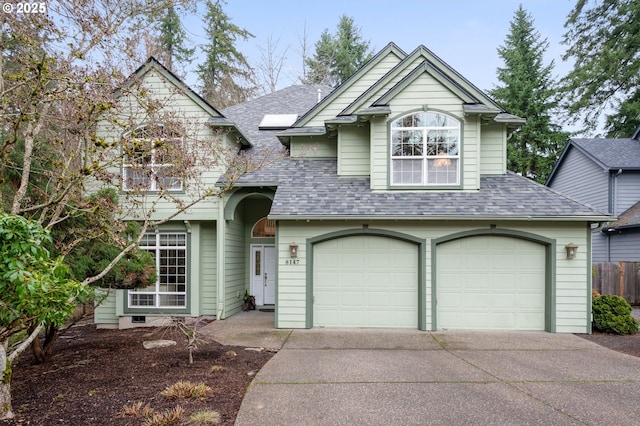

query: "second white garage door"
left=314, top=235, right=418, bottom=328
left=437, top=235, right=546, bottom=330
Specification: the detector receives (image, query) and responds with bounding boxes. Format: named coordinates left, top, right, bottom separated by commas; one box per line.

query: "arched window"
left=252, top=217, right=276, bottom=238
left=390, top=111, right=460, bottom=186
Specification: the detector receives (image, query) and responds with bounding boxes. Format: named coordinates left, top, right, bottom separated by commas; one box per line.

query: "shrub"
left=592, top=295, right=639, bottom=335
left=143, top=405, right=185, bottom=426
left=119, top=401, right=154, bottom=418
left=160, top=381, right=212, bottom=399
left=190, top=410, right=221, bottom=425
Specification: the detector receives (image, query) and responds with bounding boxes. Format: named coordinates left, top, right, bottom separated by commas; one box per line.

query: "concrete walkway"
left=203, top=312, right=640, bottom=425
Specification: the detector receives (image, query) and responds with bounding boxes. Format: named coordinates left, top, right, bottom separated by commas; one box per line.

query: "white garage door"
left=314, top=235, right=418, bottom=328
left=437, top=236, right=546, bottom=330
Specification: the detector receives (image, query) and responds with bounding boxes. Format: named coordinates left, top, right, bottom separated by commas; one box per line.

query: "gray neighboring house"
left=546, top=129, right=640, bottom=262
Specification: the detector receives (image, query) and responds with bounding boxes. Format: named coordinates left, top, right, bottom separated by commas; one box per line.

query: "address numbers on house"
left=284, top=259, right=301, bottom=265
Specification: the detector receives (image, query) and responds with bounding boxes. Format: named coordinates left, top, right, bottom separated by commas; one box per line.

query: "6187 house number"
left=285, top=259, right=300, bottom=265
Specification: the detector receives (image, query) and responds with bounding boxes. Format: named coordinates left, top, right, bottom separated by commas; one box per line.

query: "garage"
left=436, top=235, right=546, bottom=330
left=313, top=235, right=419, bottom=328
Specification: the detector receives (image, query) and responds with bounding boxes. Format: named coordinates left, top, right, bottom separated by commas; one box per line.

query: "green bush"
left=592, top=295, right=639, bottom=335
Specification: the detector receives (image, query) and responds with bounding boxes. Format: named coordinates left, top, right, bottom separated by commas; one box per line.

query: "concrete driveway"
left=205, top=312, right=640, bottom=425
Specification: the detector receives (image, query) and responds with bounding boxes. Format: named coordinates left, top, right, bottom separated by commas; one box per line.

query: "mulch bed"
left=3, top=321, right=640, bottom=425
left=578, top=329, right=640, bottom=358
left=3, top=323, right=273, bottom=425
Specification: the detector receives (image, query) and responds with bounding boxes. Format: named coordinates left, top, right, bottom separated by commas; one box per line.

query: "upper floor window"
left=122, top=124, right=182, bottom=191
left=390, top=112, right=460, bottom=186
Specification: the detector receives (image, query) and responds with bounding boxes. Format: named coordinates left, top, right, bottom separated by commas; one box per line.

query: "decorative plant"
left=243, top=290, right=256, bottom=311
left=592, top=294, right=639, bottom=335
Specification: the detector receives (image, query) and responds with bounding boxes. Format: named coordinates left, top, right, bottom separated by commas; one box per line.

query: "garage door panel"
left=437, top=236, right=545, bottom=331
left=314, top=235, right=418, bottom=328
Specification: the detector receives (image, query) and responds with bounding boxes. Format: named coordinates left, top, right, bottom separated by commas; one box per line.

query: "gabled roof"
left=602, top=201, right=640, bottom=231
left=292, top=44, right=522, bottom=131
left=368, top=46, right=505, bottom=116
left=547, top=138, right=640, bottom=185
left=293, top=42, right=407, bottom=127
left=119, top=57, right=253, bottom=146
left=231, top=158, right=609, bottom=221
left=120, top=57, right=224, bottom=119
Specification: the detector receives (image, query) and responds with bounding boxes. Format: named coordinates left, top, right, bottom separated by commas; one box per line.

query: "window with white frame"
left=390, top=112, right=460, bottom=186
left=129, top=233, right=187, bottom=308
left=122, top=124, right=183, bottom=191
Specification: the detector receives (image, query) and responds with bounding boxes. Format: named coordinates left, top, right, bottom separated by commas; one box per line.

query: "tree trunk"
left=0, top=342, right=14, bottom=420
left=30, top=324, right=58, bottom=364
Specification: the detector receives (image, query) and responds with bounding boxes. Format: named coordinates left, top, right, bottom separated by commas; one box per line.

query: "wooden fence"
left=593, top=262, right=640, bottom=305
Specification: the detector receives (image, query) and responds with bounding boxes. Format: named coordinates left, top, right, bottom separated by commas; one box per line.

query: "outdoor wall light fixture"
left=289, top=242, right=298, bottom=258
left=565, top=242, right=578, bottom=260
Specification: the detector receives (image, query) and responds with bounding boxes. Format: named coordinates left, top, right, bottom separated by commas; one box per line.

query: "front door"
left=251, top=245, right=276, bottom=305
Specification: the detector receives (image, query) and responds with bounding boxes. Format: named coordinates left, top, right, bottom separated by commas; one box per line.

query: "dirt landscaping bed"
left=3, top=323, right=273, bottom=425
left=578, top=329, right=640, bottom=358
left=2, top=322, right=640, bottom=425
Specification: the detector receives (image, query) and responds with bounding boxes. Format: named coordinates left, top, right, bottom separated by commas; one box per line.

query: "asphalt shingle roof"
left=572, top=138, right=640, bottom=169
left=604, top=201, right=640, bottom=230
left=217, top=85, right=608, bottom=221
left=222, top=85, right=333, bottom=150
left=234, top=158, right=609, bottom=219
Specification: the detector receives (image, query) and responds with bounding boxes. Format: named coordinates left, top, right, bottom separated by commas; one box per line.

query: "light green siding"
left=94, top=67, right=232, bottom=223
left=480, top=124, right=507, bottom=175
left=338, top=124, right=370, bottom=176
left=224, top=206, right=246, bottom=318
left=370, top=72, right=472, bottom=190
left=290, top=136, right=337, bottom=158
left=199, top=222, right=217, bottom=314
left=276, top=220, right=590, bottom=333
left=94, top=220, right=219, bottom=326
left=306, top=53, right=403, bottom=127
left=94, top=289, right=118, bottom=326
left=347, top=55, right=432, bottom=114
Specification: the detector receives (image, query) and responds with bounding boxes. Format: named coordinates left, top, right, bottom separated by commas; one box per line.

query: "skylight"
left=258, top=114, right=298, bottom=130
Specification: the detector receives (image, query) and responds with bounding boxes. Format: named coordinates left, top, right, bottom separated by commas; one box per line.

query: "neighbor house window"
left=122, top=124, right=183, bottom=191
left=129, top=233, right=187, bottom=309
left=390, top=112, right=460, bottom=186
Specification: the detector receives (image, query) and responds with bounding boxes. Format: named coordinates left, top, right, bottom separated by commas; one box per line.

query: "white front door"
left=251, top=245, right=276, bottom=305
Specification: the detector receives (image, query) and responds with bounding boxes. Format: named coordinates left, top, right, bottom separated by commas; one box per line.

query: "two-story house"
left=95, top=43, right=609, bottom=333
left=546, top=130, right=640, bottom=263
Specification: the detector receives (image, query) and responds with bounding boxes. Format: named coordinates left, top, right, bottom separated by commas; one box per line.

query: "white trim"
left=390, top=111, right=460, bottom=186
left=122, top=124, right=184, bottom=192
left=250, top=244, right=276, bottom=305
left=129, top=232, right=188, bottom=309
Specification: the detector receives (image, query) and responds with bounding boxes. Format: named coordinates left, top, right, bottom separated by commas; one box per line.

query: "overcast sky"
left=182, top=0, right=576, bottom=95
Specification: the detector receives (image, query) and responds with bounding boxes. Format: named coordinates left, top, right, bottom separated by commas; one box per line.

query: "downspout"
left=217, top=201, right=226, bottom=319
left=612, top=169, right=622, bottom=215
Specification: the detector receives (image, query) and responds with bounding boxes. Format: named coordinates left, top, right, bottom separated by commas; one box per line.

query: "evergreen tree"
left=305, top=15, right=372, bottom=87
left=489, top=6, right=568, bottom=184
left=154, top=4, right=195, bottom=73
left=197, top=0, right=256, bottom=108
left=305, top=30, right=336, bottom=85
left=562, top=0, right=640, bottom=137
left=334, top=16, right=371, bottom=84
